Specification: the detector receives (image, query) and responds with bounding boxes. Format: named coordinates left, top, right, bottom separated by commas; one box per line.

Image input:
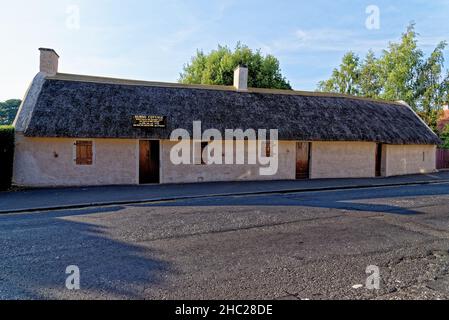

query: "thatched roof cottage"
left=13, top=48, right=440, bottom=186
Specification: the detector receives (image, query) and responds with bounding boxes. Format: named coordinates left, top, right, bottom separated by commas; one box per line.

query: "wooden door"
left=296, top=142, right=310, bottom=180
left=375, top=143, right=383, bottom=177
left=139, top=140, right=160, bottom=184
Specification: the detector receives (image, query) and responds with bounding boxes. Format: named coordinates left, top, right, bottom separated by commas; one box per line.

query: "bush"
left=0, top=126, right=15, bottom=190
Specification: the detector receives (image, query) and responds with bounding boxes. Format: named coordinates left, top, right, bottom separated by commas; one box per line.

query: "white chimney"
left=444, top=104, right=449, bottom=111
left=234, top=65, right=248, bottom=91
left=39, top=48, right=59, bottom=76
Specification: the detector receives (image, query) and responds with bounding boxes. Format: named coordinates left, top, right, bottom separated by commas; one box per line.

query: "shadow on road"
left=0, top=206, right=171, bottom=299
left=135, top=183, right=449, bottom=216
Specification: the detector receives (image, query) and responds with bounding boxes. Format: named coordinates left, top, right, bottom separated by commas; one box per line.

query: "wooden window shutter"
left=76, top=141, right=93, bottom=165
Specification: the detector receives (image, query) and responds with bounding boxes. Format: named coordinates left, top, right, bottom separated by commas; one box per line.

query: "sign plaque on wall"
left=132, top=115, right=167, bottom=128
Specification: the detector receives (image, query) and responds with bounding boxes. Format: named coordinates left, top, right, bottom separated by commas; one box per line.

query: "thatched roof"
left=23, top=73, right=441, bottom=145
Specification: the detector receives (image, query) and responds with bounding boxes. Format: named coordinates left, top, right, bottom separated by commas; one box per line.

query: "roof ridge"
left=47, top=72, right=404, bottom=106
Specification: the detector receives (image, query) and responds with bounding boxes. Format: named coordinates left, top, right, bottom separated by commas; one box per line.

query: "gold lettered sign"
left=132, top=115, right=167, bottom=128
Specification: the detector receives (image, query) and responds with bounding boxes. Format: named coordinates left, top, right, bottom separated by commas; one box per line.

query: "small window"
left=75, top=141, right=93, bottom=165
left=200, top=142, right=209, bottom=165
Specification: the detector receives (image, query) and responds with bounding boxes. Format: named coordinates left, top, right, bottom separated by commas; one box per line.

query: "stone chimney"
left=39, top=48, right=59, bottom=76
left=234, top=65, right=248, bottom=91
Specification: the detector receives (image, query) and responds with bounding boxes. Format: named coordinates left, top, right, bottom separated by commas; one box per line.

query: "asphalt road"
left=1, top=182, right=449, bottom=300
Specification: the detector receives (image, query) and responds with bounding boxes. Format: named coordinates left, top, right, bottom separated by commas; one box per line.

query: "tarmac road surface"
left=1, top=182, right=449, bottom=300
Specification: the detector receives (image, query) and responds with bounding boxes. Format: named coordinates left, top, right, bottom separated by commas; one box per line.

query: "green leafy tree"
left=317, top=24, right=449, bottom=131
left=180, top=43, right=292, bottom=90
left=318, top=52, right=361, bottom=95
left=359, top=50, right=382, bottom=98
left=414, top=42, right=448, bottom=129
left=0, top=99, right=21, bottom=126
left=379, top=24, right=423, bottom=105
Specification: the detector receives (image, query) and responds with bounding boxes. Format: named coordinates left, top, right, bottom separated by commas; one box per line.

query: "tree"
left=414, top=42, right=448, bottom=129
left=379, top=24, right=423, bottom=105
left=359, top=50, right=382, bottom=98
left=317, top=24, right=449, bottom=131
left=318, top=52, right=361, bottom=95
left=180, top=43, right=292, bottom=90
left=0, top=99, right=21, bottom=126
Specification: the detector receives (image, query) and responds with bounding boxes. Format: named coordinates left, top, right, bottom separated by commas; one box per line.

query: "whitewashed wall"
left=385, top=145, right=436, bottom=176
left=13, top=134, right=138, bottom=187
left=160, top=140, right=296, bottom=183
left=12, top=135, right=438, bottom=187
left=310, top=141, right=377, bottom=179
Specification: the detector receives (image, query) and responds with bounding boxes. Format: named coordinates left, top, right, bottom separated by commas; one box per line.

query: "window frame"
left=74, top=140, right=94, bottom=166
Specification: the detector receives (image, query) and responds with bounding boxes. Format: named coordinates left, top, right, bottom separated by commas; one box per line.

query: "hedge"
left=0, top=126, right=15, bottom=190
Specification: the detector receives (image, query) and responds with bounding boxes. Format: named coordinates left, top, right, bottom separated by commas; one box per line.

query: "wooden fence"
left=437, top=148, right=449, bottom=169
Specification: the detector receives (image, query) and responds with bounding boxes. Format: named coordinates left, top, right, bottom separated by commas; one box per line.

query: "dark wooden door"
left=375, top=143, right=383, bottom=177
left=296, top=142, right=310, bottom=180
left=139, top=140, right=160, bottom=184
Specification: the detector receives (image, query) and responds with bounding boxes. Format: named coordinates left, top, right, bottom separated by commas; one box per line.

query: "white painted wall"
left=13, top=134, right=138, bottom=187
left=385, top=144, right=436, bottom=176
left=12, top=135, right=438, bottom=187
left=160, top=140, right=296, bottom=183
left=310, top=141, right=377, bottom=179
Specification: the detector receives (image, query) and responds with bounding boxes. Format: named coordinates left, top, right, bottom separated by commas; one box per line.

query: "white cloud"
left=260, top=28, right=393, bottom=55
left=260, top=26, right=448, bottom=57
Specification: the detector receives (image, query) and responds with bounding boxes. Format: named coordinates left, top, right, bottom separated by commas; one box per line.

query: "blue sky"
left=1, top=0, right=448, bottom=101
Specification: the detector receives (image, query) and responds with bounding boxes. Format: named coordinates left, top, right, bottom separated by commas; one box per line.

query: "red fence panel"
left=437, top=148, right=449, bottom=169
